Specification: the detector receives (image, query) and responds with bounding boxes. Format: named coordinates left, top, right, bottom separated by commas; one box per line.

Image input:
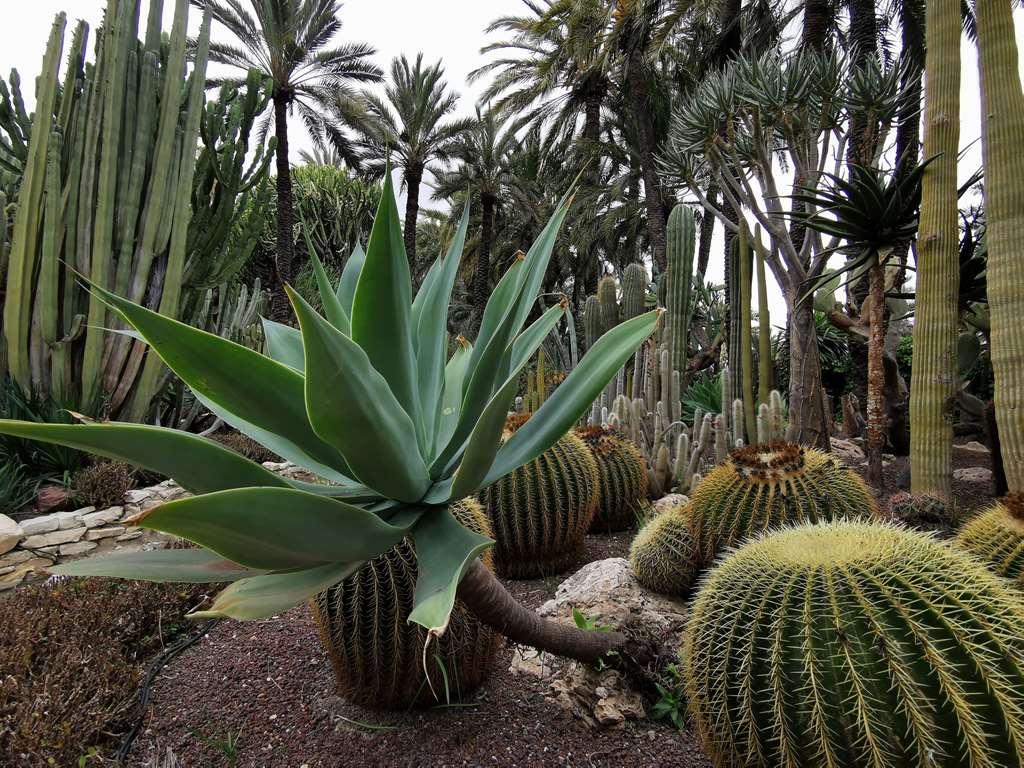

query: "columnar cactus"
left=755, top=232, right=772, bottom=405
left=621, top=263, right=647, bottom=321
left=956, top=493, right=1024, bottom=585
left=584, top=294, right=602, bottom=351
left=683, top=521, right=1024, bottom=768
left=575, top=425, right=650, bottom=532
left=313, top=498, right=501, bottom=708
left=688, top=442, right=879, bottom=560
left=628, top=501, right=703, bottom=596
left=666, top=205, right=695, bottom=385
left=597, top=275, right=619, bottom=334
left=480, top=413, right=599, bottom=578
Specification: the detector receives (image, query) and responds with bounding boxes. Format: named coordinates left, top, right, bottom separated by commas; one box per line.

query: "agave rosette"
left=0, top=175, right=657, bottom=634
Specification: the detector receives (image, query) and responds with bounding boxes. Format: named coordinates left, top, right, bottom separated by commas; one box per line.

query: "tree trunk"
left=895, top=0, right=925, bottom=171
left=271, top=94, right=294, bottom=320
left=866, top=256, right=886, bottom=491
left=801, top=0, right=832, bottom=51
left=403, top=166, right=422, bottom=268
left=848, top=0, right=879, bottom=166
left=696, top=185, right=717, bottom=281
left=473, top=194, right=495, bottom=335
left=786, top=292, right=831, bottom=451
left=909, top=0, right=960, bottom=500
left=626, top=46, right=669, bottom=273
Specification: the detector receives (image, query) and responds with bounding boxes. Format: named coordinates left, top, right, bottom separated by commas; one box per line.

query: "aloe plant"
left=0, top=177, right=657, bottom=662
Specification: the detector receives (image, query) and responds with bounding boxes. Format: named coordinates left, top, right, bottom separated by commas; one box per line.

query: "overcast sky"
left=2, top=1, right=1022, bottom=319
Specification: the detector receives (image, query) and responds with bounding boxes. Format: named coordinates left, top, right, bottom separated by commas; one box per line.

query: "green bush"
left=71, top=461, right=138, bottom=510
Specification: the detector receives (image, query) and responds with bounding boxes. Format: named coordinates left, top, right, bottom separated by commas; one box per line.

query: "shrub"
left=209, top=430, right=281, bottom=465
left=71, top=461, right=137, bottom=509
left=0, top=576, right=210, bottom=766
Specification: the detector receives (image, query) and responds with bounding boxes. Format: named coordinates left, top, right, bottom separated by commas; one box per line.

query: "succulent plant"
left=575, top=425, right=650, bottom=532
left=628, top=501, right=702, bottom=596
left=684, top=520, right=1024, bottom=768
left=688, top=441, right=879, bottom=560
left=956, top=493, right=1024, bottom=586
left=888, top=490, right=958, bottom=534
left=314, top=497, right=501, bottom=708
left=480, top=413, right=598, bottom=577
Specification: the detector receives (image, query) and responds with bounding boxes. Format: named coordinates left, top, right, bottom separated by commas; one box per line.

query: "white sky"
left=2, top=2, right=1022, bottom=320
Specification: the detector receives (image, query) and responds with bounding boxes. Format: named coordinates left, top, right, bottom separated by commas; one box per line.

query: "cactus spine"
left=575, top=425, right=650, bottom=532
left=684, top=521, right=1024, bottom=768
left=909, top=0, right=962, bottom=500
left=629, top=501, right=702, bottom=596
left=313, top=498, right=500, bottom=708
left=956, top=493, right=1024, bottom=585
left=666, top=205, right=695, bottom=391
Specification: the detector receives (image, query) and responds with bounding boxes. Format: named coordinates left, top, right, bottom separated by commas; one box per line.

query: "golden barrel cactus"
left=312, top=498, right=501, bottom=709
left=628, top=501, right=702, bottom=595
left=575, top=425, right=650, bottom=532
left=688, top=441, right=878, bottom=560
left=684, top=521, right=1024, bottom=768
left=479, top=413, right=598, bottom=578
left=956, top=493, right=1024, bottom=586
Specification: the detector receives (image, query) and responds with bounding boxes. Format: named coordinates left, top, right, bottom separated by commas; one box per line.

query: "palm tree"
left=432, top=109, right=522, bottom=332
left=192, top=0, right=382, bottom=315
left=352, top=54, right=474, bottom=267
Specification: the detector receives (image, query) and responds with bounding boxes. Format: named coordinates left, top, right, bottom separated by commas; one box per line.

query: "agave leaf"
left=135, top=487, right=409, bottom=571
left=506, top=198, right=573, bottom=336
left=300, top=219, right=350, bottom=334
left=447, top=372, right=522, bottom=500
left=509, top=303, right=566, bottom=376
left=91, top=284, right=351, bottom=482
left=408, top=506, right=494, bottom=633
left=288, top=287, right=431, bottom=502
left=350, top=173, right=421, bottom=445
left=51, top=549, right=261, bottom=583
left=0, top=420, right=290, bottom=493
left=190, top=561, right=360, bottom=621
left=336, top=242, right=366, bottom=317
left=433, top=338, right=473, bottom=458
left=484, top=310, right=659, bottom=485
left=261, top=317, right=304, bottom=372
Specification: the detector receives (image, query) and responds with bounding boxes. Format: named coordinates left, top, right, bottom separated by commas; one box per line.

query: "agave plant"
left=0, top=174, right=657, bottom=661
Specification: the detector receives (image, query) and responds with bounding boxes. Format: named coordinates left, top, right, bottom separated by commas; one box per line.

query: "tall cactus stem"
left=739, top=222, right=757, bottom=440
left=755, top=226, right=772, bottom=406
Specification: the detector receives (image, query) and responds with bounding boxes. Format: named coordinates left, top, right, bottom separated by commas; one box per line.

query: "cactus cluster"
left=683, top=521, right=1024, bottom=768
left=688, top=441, right=878, bottom=560
left=888, top=490, right=959, bottom=534
left=574, top=425, right=651, bottom=532
left=956, top=493, right=1024, bottom=586
left=479, top=413, right=599, bottom=578
left=628, top=500, right=702, bottom=595
left=313, top=498, right=501, bottom=709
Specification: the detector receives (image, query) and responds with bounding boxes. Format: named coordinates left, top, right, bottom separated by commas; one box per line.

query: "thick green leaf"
left=350, top=173, right=421, bottom=443
left=509, top=303, right=566, bottom=374
left=448, top=372, right=521, bottom=499
left=0, top=420, right=290, bottom=494
left=506, top=199, right=573, bottom=336
left=51, top=549, right=261, bottom=583
left=92, top=285, right=350, bottom=481
left=483, top=310, right=659, bottom=485
left=336, top=242, right=366, bottom=317
left=289, top=287, right=431, bottom=502
left=301, top=220, right=350, bottom=334
left=433, top=338, right=472, bottom=458
left=135, top=487, right=408, bottom=570
left=260, top=317, right=304, bottom=372
left=190, top=561, right=360, bottom=620
left=408, top=507, right=494, bottom=633
left=465, top=256, right=525, bottom=380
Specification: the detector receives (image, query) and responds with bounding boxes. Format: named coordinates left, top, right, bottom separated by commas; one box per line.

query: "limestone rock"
left=829, top=438, right=866, bottom=466
left=81, top=507, right=122, bottom=528
left=59, top=541, right=98, bottom=557
left=953, top=466, right=993, bottom=484
left=0, top=557, right=51, bottom=590
left=0, top=550, right=34, bottom=568
left=958, top=441, right=990, bottom=454
left=0, top=514, right=24, bottom=555
left=21, top=527, right=87, bottom=549
left=55, top=510, right=88, bottom=529
left=86, top=526, right=126, bottom=541
left=20, top=513, right=60, bottom=536
left=651, top=494, right=688, bottom=518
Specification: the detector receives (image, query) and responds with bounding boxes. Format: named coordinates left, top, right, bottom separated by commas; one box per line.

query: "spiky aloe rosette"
left=956, top=493, right=1024, bottom=586
left=575, top=425, right=650, bottom=532
left=688, top=441, right=878, bottom=560
left=314, top=498, right=500, bottom=708
left=683, top=521, right=1024, bottom=768
left=628, top=501, right=702, bottom=596
left=480, top=413, right=598, bottom=578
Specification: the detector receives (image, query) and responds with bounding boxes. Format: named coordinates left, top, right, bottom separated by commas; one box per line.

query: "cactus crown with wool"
left=956, top=493, right=1024, bottom=585
left=313, top=498, right=500, bottom=708
left=479, top=413, right=598, bottom=578
left=688, top=441, right=878, bottom=560
left=628, top=501, right=702, bottom=596
left=575, top=425, right=650, bottom=532
left=684, top=520, right=1024, bottom=768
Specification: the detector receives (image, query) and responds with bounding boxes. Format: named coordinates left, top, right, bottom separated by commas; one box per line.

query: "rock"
left=0, top=550, right=34, bottom=567
left=153, top=481, right=188, bottom=501
left=21, top=527, right=87, bottom=549
left=81, top=507, right=122, bottom=528
left=20, top=514, right=60, bottom=536
left=0, top=557, right=51, bottom=590
left=35, top=484, right=70, bottom=514
left=954, top=467, right=993, bottom=484
left=651, top=494, right=688, bottom=518
left=0, top=514, right=24, bottom=555
left=829, top=438, right=865, bottom=466
left=54, top=510, right=88, bottom=530
left=59, top=541, right=98, bottom=557
left=85, top=526, right=126, bottom=541
left=116, top=531, right=144, bottom=542
left=0, top=566, right=14, bottom=577
left=124, top=489, right=153, bottom=505
left=958, top=441, right=990, bottom=454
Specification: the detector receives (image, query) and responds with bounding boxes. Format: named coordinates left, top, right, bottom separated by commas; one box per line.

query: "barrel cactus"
left=888, top=490, right=959, bottom=535
left=956, top=493, right=1024, bottom=586
left=689, top=441, right=878, bottom=560
left=684, top=521, right=1024, bottom=768
left=575, top=425, right=650, bottom=532
left=628, top=501, right=702, bottom=596
left=480, top=413, right=599, bottom=578
left=313, top=498, right=501, bottom=708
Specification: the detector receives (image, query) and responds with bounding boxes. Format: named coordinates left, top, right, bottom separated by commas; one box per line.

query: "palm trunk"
left=271, top=94, right=294, bottom=321
left=786, top=291, right=831, bottom=451
left=909, top=0, right=960, bottom=500
left=848, top=0, right=879, bottom=166
left=626, top=46, right=669, bottom=273
left=473, top=194, right=495, bottom=335
left=866, top=255, right=886, bottom=490
left=895, top=0, right=924, bottom=171
left=403, top=166, right=422, bottom=268
left=696, top=184, right=717, bottom=281
left=801, top=0, right=832, bottom=51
